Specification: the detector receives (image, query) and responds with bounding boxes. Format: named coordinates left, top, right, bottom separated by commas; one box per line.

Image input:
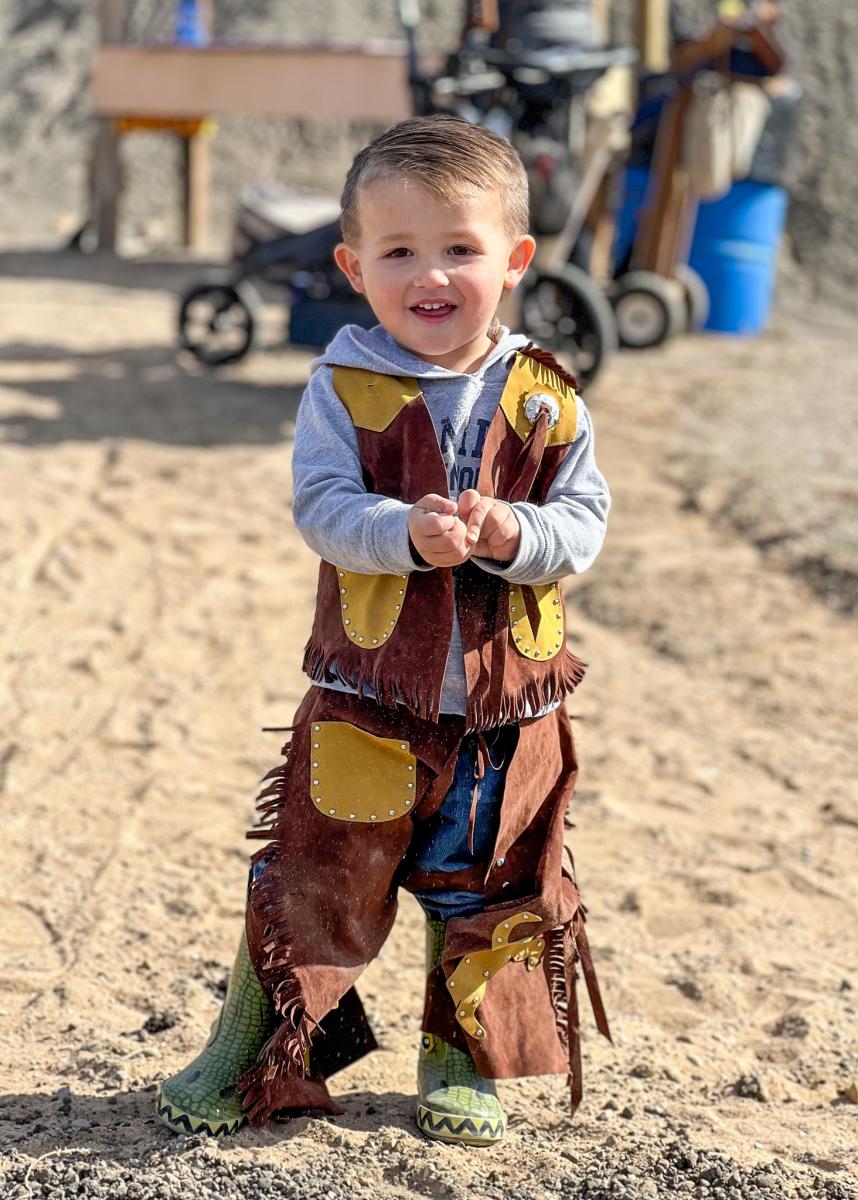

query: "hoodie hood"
left=312, top=322, right=530, bottom=381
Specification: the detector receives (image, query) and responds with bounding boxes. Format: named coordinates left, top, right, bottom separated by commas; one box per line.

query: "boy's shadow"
left=0, top=1086, right=422, bottom=1164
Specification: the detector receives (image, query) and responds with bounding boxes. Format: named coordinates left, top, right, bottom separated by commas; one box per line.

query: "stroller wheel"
left=674, top=264, right=710, bottom=332
left=178, top=278, right=260, bottom=367
left=610, top=271, right=686, bottom=349
left=520, top=265, right=618, bottom=389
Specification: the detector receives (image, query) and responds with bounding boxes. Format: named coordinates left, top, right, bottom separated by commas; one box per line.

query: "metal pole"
left=90, top=0, right=126, bottom=251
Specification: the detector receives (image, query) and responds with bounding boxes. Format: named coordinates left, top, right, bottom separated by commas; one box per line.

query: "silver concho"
left=524, top=391, right=561, bottom=428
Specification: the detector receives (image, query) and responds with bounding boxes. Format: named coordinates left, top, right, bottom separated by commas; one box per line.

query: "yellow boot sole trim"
left=155, top=1093, right=245, bottom=1138
left=416, top=1104, right=506, bottom=1146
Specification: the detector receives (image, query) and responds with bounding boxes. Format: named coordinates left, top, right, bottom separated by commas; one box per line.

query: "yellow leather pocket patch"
left=337, top=569, right=408, bottom=648
left=308, top=721, right=417, bottom=823
left=509, top=582, right=565, bottom=660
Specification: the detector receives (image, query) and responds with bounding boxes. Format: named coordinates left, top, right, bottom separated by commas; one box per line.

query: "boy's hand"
left=458, top=489, right=521, bottom=562
left=408, top=494, right=474, bottom=567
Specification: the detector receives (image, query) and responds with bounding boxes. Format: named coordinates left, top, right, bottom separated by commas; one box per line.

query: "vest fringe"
left=464, top=649, right=586, bottom=733
left=513, top=342, right=579, bottom=393
left=302, top=638, right=443, bottom=723
left=238, top=746, right=320, bottom=1126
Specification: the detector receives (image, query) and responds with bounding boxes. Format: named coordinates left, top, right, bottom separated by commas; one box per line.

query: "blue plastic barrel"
left=615, top=166, right=788, bottom=334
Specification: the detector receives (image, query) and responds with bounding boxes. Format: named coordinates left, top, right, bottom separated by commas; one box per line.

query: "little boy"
left=157, top=114, right=611, bottom=1147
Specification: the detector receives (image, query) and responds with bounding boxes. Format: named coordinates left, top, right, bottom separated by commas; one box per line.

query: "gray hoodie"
left=292, top=323, right=610, bottom=716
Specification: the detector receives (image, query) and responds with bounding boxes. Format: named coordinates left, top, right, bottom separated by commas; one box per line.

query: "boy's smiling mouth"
left=410, top=300, right=458, bottom=322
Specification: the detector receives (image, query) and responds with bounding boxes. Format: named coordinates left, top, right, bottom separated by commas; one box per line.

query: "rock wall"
left=0, top=0, right=855, bottom=303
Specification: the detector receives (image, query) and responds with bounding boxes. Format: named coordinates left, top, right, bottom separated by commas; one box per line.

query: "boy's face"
left=334, top=177, right=535, bottom=373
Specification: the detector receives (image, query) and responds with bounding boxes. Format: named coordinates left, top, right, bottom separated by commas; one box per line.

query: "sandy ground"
left=0, top=254, right=856, bottom=1199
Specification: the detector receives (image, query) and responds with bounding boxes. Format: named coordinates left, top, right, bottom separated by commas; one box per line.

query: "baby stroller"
left=177, top=186, right=374, bottom=367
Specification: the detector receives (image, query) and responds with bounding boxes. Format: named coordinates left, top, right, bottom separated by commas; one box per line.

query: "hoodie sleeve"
left=470, top=399, right=610, bottom=586
left=291, top=366, right=430, bottom=576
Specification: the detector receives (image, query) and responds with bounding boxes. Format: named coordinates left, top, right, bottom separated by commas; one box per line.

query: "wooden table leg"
left=90, top=117, right=121, bottom=252
left=181, top=126, right=211, bottom=253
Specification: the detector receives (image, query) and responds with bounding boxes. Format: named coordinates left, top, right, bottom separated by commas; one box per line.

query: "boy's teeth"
left=417, top=302, right=449, bottom=310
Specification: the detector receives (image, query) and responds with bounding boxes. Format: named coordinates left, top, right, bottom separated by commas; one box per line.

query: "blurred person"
left=156, top=114, right=611, bottom=1147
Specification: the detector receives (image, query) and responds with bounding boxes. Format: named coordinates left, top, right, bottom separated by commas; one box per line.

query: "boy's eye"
left=384, top=247, right=412, bottom=258
left=449, top=245, right=476, bottom=256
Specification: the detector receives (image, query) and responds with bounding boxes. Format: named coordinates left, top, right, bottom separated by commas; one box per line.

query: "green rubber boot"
left=156, top=930, right=274, bottom=1137
left=416, top=917, right=507, bottom=1146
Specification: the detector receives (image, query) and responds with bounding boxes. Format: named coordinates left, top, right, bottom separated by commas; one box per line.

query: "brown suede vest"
left=301, top=345, right=587, bottom=731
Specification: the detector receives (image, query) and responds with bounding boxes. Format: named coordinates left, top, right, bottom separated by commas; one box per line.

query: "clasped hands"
left=408, top=488, right=520, bottom=568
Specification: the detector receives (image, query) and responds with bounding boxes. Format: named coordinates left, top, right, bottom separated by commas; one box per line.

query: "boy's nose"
left=413, top=265, right=450, bottom=289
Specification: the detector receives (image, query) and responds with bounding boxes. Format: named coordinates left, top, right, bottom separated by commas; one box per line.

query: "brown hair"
left=339, top=114, right=529, bottom=245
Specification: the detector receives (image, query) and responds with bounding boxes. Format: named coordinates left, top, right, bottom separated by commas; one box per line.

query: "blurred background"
left=1, top=0, right=856, bottom=314
left=1, top=4, right=856, bottom=1200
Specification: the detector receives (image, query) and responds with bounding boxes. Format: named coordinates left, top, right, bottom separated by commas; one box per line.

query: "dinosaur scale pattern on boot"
left=416, top=917, right=507, bottom=1146
left=156, top=930, right=274, bottom=1137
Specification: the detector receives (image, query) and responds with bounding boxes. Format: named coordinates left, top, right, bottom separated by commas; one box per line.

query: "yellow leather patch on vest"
left=309, top=721, right=416, bottom=823
left=337, top=568, right=408, bottom=647
left=500, top=354, right=578, bottom=446
left=509, top=582, right=565, bottom=660
left=332, top=366, right=422, bottom=432
left=446, top=912, right=546, bottom=1041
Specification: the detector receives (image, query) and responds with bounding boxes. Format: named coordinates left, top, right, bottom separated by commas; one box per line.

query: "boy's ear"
left=334, top=243, right=365, bottom=294
left=503, top=234, right=537, bottom=290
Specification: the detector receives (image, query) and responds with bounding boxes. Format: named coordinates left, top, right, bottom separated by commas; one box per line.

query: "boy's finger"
left=457, top=489, right=481, bottom=521
left=414, top=494, right=458, bottom=516
left=429, top=547, right=471, bottom=566
left=465, top=497, right=494, bottom=543
left=415, top=514, right=457, bottom=538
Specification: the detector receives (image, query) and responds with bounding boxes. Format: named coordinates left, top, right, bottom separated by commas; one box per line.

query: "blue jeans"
left=411, top=726, right=519, bottom=920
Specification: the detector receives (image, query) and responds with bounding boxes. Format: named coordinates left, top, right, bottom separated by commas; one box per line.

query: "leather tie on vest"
left=505, top=406, right=551, bottom=504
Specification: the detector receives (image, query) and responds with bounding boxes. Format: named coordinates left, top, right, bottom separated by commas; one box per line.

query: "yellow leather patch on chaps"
left=446, top=912, right=546, bottom=1041
left=309, top=721, right=417, bottom=823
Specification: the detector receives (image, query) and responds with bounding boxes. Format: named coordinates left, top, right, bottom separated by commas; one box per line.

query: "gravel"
left=4, top=1136, right=857, bottom=1200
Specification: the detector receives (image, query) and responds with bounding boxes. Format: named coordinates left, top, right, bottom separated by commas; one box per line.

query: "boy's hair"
left=339, top=114, right=529, bottom=245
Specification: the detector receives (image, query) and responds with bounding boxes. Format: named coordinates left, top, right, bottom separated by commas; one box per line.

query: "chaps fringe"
left=545, top=905, right=612, bottom=1119
left=546, top=925, right=570, bottom=1053
left=238, top=737, right=320, bottom=1126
